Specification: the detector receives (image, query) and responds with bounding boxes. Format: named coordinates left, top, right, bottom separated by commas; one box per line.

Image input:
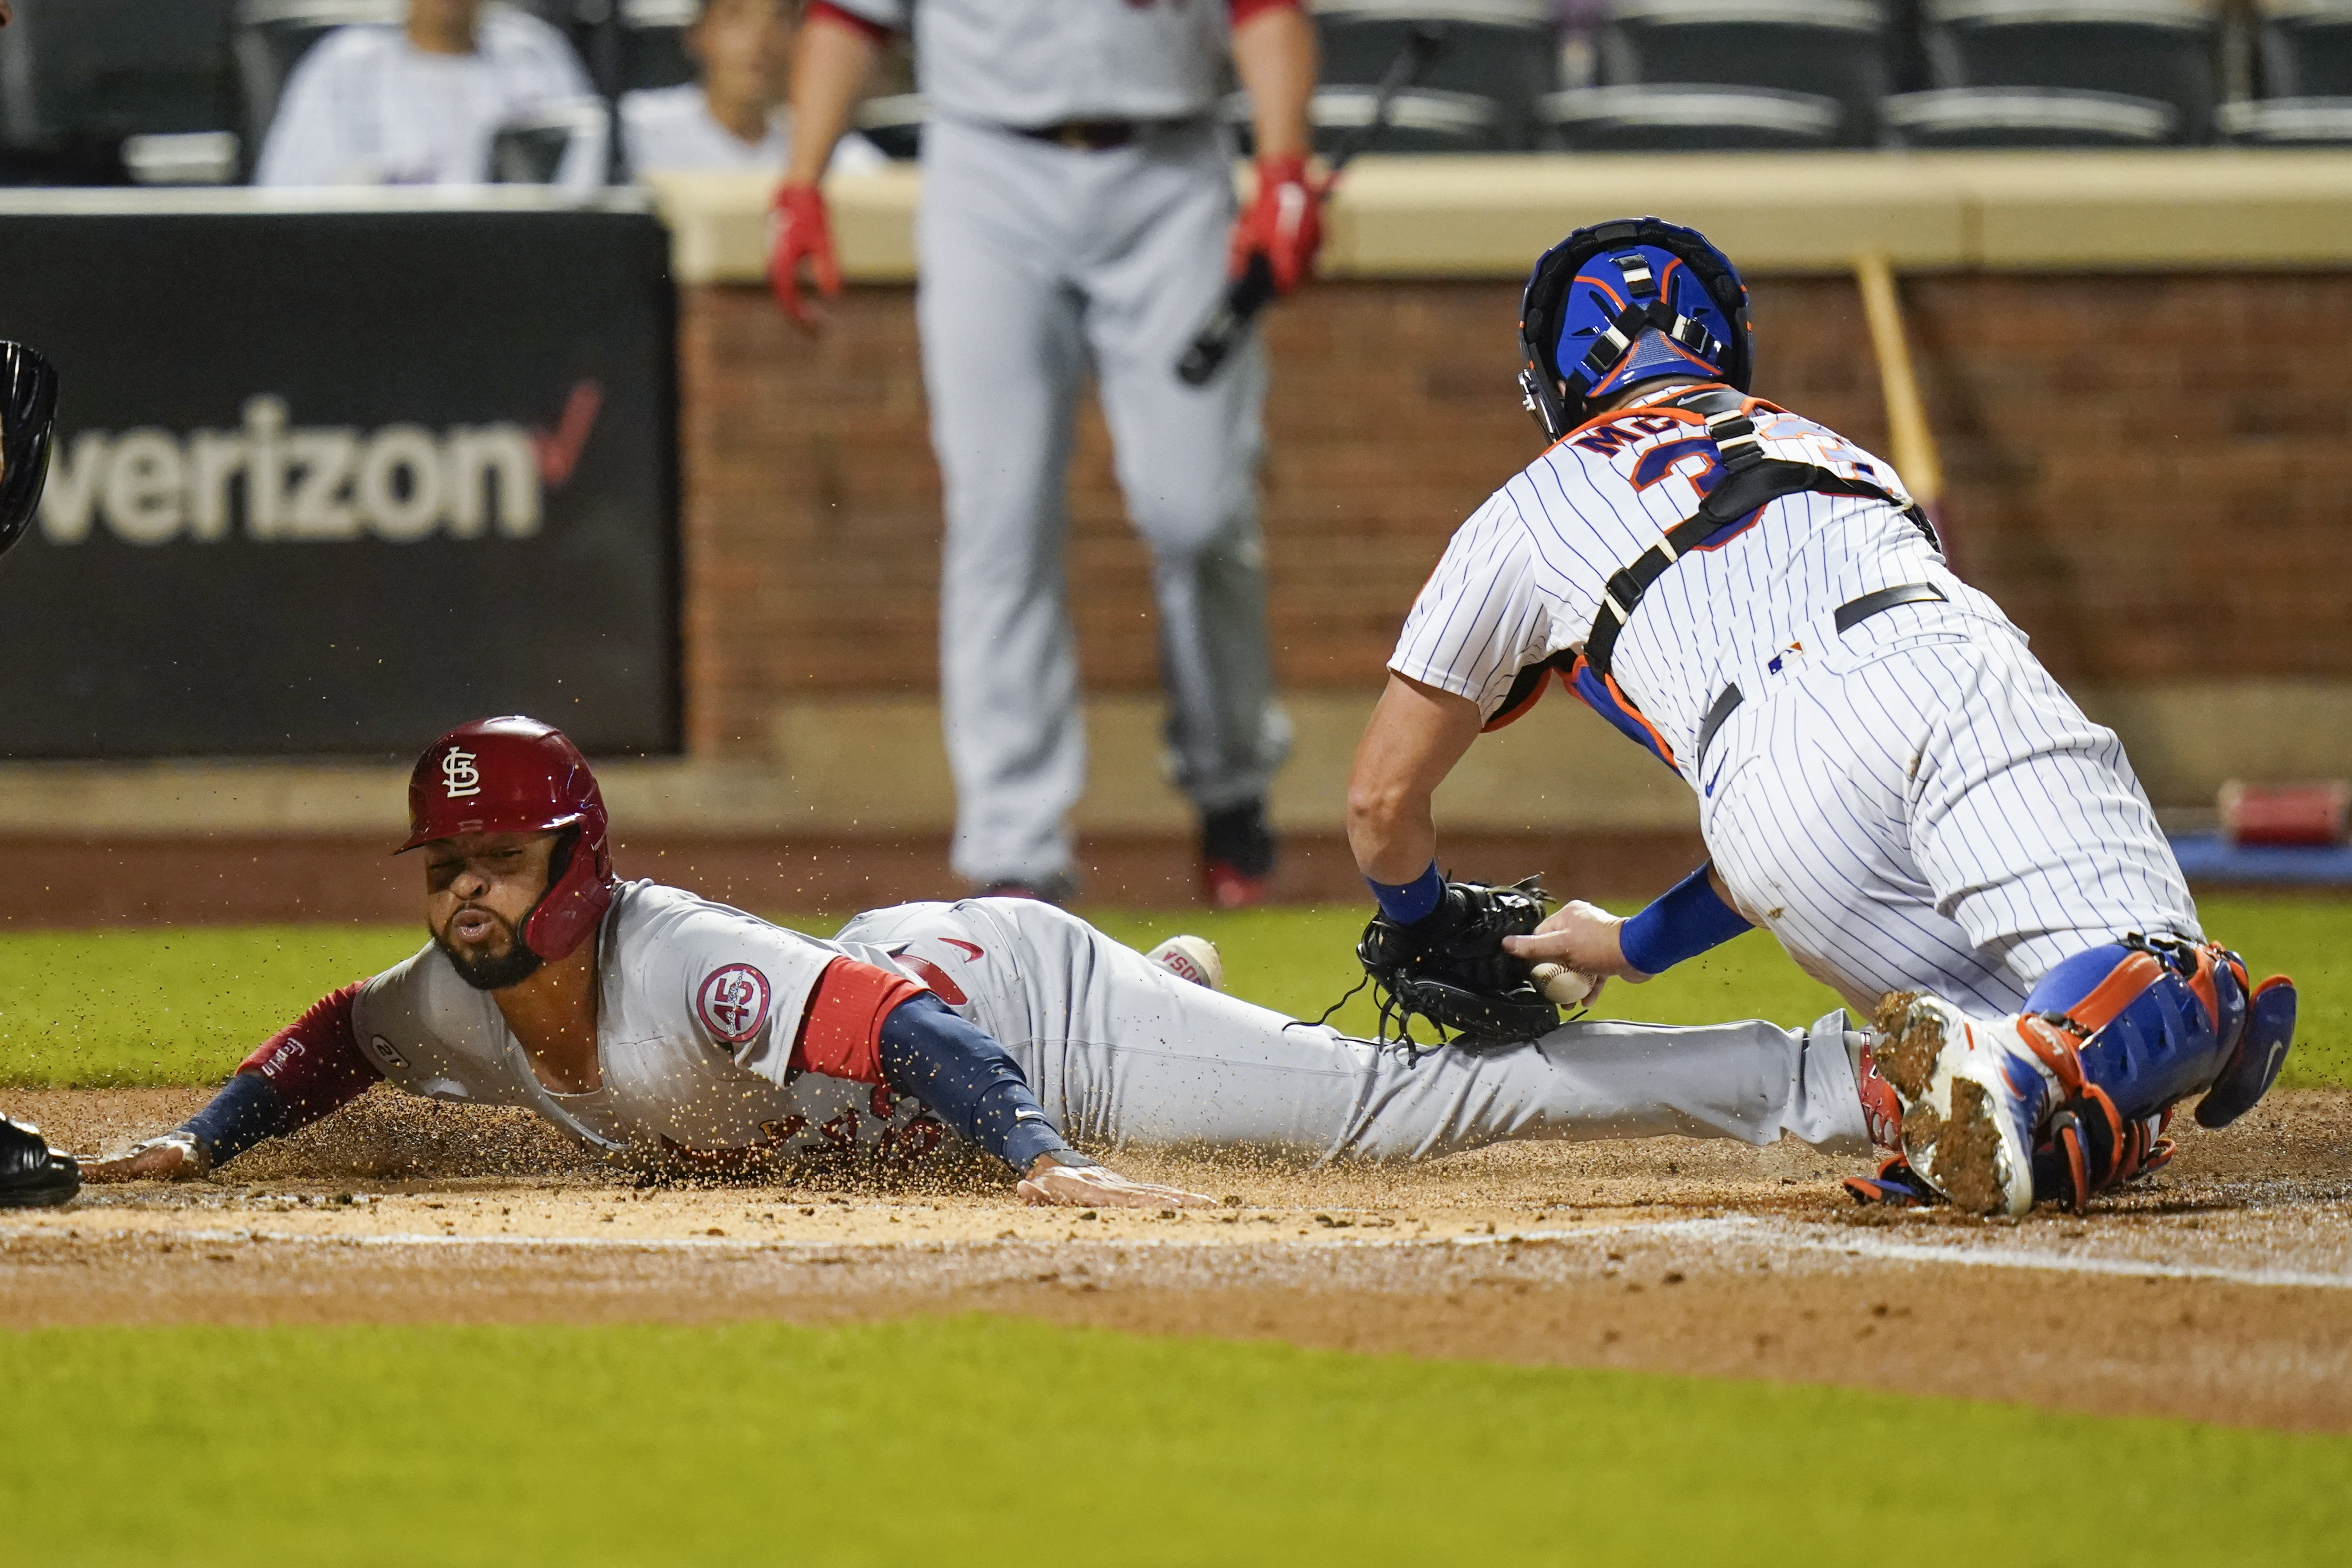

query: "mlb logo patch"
left=696, top=963, right=772, bottom=1045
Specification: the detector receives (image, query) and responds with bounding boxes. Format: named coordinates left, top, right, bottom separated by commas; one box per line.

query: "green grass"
left=4, top=1316, right=2347, bottom=1566
left=1, top=896, right=2342, bottom=1089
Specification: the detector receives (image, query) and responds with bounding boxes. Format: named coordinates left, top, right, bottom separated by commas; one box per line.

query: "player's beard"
left=433, top=905, right=546, bottom=991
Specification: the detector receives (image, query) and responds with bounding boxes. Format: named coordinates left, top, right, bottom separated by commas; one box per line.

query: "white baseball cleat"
left=1016, top=1159, right=1216, bottom=1210
left=1872, top=992, right=2053, bottom=1217
left=1146, top=934, right=1223, bottom=992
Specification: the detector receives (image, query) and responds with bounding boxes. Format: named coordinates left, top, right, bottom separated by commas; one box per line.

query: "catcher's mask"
left=0, top=342, right=59, bottom=559
left=1516, top=217, right=1752, bottom=442
left=401, top=715, right=616, bottom=962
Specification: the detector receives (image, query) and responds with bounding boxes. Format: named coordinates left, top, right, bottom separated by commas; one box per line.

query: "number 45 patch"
left=696, top=963, right=771, bottom=1045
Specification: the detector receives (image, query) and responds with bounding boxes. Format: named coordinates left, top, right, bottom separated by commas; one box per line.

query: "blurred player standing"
left=771, top=0, right=1320, bottom=906
left=619, top=0, right=886, bottom=176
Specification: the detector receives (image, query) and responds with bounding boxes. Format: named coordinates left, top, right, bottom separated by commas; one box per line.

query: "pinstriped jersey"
left=1390, top=382, right=1977, bottom=787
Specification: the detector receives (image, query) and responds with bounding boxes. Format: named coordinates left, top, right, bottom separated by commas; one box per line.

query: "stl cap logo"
left=697, top=963, right=772, bottom=1046
left=441, top=747, right=483, bottom=799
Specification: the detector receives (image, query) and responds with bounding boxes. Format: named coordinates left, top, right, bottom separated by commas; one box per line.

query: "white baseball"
left=1531, top=962, right=1594, bottom=1006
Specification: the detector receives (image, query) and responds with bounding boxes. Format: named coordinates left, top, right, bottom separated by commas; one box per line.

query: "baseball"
left=1531, top=961, right=1595, bottom=1006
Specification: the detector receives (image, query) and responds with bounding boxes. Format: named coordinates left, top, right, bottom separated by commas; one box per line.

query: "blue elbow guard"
left=179, top=1071, right=294, bottom=1168
left=1617, top=863, right=1753, bottom=976
left=877, top=994, right=1074, bottom=1174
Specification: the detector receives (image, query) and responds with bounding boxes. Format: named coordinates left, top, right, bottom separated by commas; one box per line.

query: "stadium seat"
left=1915, top=0, right=2219, bottom=143
left=2220, top=0, right=2352, bottom=143
left=613, top=0, right=698, bottom=94
left=1882, top=84, right=2178, bottom=144
left=488, top=97, right=610, bottom=182
left=1222, top=85, right=1503, bottom=154
left=2256, top=0, right=2352, bottom=94
left=1313, top=0, right=1557, bottom=150
left=854, top=92, right=926, bottom=160
left=1595, top=0, right=1890, bottom=146
left=1540, top=84, right=1843, bottom=149
left=0, top=0, right=242, bottom=183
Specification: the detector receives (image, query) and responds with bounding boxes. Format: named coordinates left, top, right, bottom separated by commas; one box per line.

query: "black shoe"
left=973, top=874, right=1076, bottom=906
left=1200, top=799, right=1277, bottom=908
left=0, top=1115, right=79, bottom=1209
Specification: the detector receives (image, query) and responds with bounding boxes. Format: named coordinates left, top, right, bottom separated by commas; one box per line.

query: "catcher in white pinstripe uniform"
left=1345, top=217, right=2299, bottom=1217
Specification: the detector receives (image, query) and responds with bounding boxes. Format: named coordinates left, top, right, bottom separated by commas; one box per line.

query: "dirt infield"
left=7, top=1087, right=2351, bottom=1433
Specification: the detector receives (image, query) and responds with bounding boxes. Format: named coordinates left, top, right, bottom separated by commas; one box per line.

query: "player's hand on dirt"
left=767, top=182, right=840, bottom=332
left=1229, top=151, right=1324, bottom=295
left=1503, top=900, right=1648, bottom=988
left=1016, top=1156, right=1215, bottom=1210
left=82, top=1132, right=208, bottom=1184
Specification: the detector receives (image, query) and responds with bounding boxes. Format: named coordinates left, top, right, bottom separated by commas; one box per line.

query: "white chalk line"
left=9, top=1212, right=2352, bottom=1289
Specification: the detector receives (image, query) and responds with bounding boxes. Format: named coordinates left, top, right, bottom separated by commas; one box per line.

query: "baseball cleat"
left=0, top=1114, right=80, bottom=1209
left=1146, top=934, right=1224, bottom=991
left=1855, top=1040, right=1903, bottom=1151
left=1872, top=992, right=2050, bottom=1217
left=1200, top=800, right=1276, bottom=909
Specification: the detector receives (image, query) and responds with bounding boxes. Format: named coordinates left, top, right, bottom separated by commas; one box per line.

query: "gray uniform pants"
left=839, top=899, right=1871, bottom=1162
left=918, top=116, right=1290, bottom=886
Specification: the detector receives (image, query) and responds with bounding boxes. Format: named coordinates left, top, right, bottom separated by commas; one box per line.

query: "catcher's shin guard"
left=2011, top=935, right=2286, bottom=1212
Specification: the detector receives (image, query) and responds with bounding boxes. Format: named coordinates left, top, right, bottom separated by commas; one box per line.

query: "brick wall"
left=679, top=274, right=2352, bottom=758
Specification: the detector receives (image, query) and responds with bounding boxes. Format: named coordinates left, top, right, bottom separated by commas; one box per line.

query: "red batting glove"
left=767, top=182, right=840, bottom=331
left=1228, top=150, right=1323, bottom=296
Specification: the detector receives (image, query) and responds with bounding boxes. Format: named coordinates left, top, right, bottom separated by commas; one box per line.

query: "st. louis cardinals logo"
left=441, top=747, right=482, bottom=798
left=696, top=963, right=771, bottom=1045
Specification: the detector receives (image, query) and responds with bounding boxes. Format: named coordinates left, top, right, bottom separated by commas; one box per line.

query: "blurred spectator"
left=255, top=0, right=601, bottom=189
left=619, top=0, right=883, bottom=175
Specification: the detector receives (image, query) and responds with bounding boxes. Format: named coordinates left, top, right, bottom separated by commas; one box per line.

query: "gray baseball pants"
left=917, top=115, right=1290, bottom=888
left=839, top=899, right=1873, bottom=1162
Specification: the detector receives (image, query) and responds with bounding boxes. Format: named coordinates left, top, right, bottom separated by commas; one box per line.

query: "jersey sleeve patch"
left=696, top=963, right=774, bottom=1046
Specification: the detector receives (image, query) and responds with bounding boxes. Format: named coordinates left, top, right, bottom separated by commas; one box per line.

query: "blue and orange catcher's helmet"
left=1516, top=217, right=1753, bottom=440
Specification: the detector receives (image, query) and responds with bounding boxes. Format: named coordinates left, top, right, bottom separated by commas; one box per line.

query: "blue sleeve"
left=179, top=1072, right=298, bottom=1167
left=1617, top=862, right=1754, bottom=976
left=876, top=994, right=1083, bottom=1175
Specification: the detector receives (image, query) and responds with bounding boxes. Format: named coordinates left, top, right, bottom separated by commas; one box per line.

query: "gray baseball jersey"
left=347, top=882, right=1867, bottom=1168
left=1393, top=383, right=2198, bottom=1016
left=818, top=0, right=1237, bottom=126
left=813, top=0, right=1294, bottom=887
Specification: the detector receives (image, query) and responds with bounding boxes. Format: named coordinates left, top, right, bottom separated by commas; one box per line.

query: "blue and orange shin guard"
left=2012, top=936, right=2296, bottom=1212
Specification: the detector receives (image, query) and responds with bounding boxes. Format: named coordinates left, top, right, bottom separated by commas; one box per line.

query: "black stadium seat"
left=1540, top=84, right=1843, bottom=150
left=614, top=0, right=699, bottom=94
left=1313, top=0, right=1557, bottom=151
left=1885, top=0, right=2219, bottom=145
left=2220, top=0, right=2352, bottom=145
left=1596, top=0, right=1891, bottom=146
left=0, top=0, right=242, bottom=183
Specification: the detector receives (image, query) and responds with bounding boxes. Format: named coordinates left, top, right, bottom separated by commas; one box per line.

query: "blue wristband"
left=1618, top=863, right=1754, bottom=976
left=1368, top=861, right=1444, bottom=925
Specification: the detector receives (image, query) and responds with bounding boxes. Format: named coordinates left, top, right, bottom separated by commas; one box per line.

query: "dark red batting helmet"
left=402, top=716, right=615, bottom=961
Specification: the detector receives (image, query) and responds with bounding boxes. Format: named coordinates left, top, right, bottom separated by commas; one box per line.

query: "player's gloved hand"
left=1228, top=151, right=1323, bottom=296
left=82, top=1130, right=209, bottom=1184
left=1357, top=875, right=1564, bottom=1042
left=1503, top=900, right=1650, bottom=988
left=1017, top=1155, right=1215, bottom=1210
left=767, top=182, right=841, bottom=332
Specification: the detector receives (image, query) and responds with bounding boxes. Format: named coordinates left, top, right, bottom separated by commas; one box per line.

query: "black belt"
left=1695, top=582, right=1950, bottom=766
left=1015, top=119, right=1156, bottom=151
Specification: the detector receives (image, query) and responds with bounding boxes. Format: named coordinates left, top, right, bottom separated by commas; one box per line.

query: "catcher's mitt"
left=1357, top=874, right=1561, bottom=1044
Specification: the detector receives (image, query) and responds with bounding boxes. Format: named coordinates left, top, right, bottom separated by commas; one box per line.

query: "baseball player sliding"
left=770, top=0, right=1319, bottom=907
left=1345, top=217, right=2299, bottom=1217
left=89, top=716, right=1878, bottom=1198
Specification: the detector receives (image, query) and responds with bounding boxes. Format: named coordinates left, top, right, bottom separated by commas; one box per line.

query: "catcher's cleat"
left=1843, top=1153, right=1940, bottom=1208
left=1874, top=993, right=2049, bottom=1217
left=0, top=1114, right=80, bottom=1209
left=1856, top=1040, right=1903, bottom=1151
left=1146, top=934, right=1224, bottom=991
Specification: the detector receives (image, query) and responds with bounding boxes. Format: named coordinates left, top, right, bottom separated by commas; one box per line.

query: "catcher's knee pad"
left=2020, top=936, right=2250, bottom=1125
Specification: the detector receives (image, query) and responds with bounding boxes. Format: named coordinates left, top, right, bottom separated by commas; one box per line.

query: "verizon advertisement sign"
left=0, top=204, right=677, bottom=757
